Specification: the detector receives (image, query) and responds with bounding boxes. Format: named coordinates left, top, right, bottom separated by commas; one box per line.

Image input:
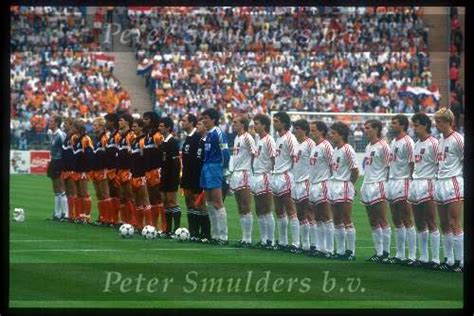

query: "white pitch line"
left=10, top=249, right=121, bottom=252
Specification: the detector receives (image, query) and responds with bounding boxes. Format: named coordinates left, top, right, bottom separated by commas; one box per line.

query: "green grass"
left=9, top=175, right=463, bottom=309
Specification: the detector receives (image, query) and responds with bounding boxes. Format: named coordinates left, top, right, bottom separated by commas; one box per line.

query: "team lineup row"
left=46, top=107, right=463, bottom=272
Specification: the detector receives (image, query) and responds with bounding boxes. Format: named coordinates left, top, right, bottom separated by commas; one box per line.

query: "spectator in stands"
left=19, top=132, right=28, bottom=150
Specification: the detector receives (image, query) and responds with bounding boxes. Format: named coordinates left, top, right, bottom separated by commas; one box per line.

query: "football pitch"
left=9, top=174, right=463, bottom=309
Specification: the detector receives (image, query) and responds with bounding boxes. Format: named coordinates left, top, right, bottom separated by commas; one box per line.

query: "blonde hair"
left=93, top=116, right=106, bottom=127
left=434, top=107, right=454, bottom=124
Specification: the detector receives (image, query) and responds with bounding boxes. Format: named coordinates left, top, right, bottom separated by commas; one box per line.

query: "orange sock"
left=119, top=203, right=128, bottom=224
left=97, top=199, right=107, bottom=223
left=110, top=198, right=120, bottom=224
left=102, top=198, right=111, bottom=224
left=135, top=206, right=144, bottom=230
left=158, top=203, right=167, bottom=232
left=144, top=205, right=153, bottom=226
left=151, top=204, right=159, bottom=227
left=67, top=195, right=76, bottom=219
left=126, top=201, right=136, bottom=227
left=74, top=197, right=83, bottom=221
left=83, top=196, right=92, bottom=223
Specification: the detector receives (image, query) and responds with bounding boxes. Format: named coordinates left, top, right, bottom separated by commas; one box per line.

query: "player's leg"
left=64, top=175, right=77, bottom=221
left=413, top=202, right=428, bottom=264
left=342, top=202, right=356, bottom=260
left=318, top=201, right=333, bottom=256
left=365, top=204, right=383, bottom=261
left=184, top=189, right=198, bottom=240
left=234, top=188, right=253, bottom=247
left=448, top=201, right=464, bottom=271
left=307, top=202, right=318, bottom=255
left=400, top=196, right=417, bottom=263
left=254, top=194, right=268, bottom=246
left=424, top=199, right=440, bottom=266
left=293, top=198, right=307, bottom=253
left=390, top=201, right=406, bottom=261
left=332, top=202, right=346, bottom=258
left=210, top=187, right=227, bottom=244
left=107, top=170, right=121, bottom=226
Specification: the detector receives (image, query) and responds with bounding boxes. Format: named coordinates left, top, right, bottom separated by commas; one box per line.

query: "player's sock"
left=200, top=212, right=211, bottom=239
left=289, top=216, right=300, bottom=247
left=157, top=203, right=167, bottom=232
left=406, top=226, right=417, bottom=260
left=335, top=224, right=346, bottom=255
left=164, top=208, right=173, bottom=234
left=83, top=196, right=92, bottom=223
left=110, top=198, right=120, bottom=224
left=150, top=205, right=159, bottom=228
left=310, top=221, right=317, bottom=248
left=395, top=226, right=406, bottom=259
left=135, top=206, right=145, bottom=230
left=453, top=232, right=464, bottom=267
left=444, top=233, right=455, bottom=266
left=372, top=227, right=383, bottom=256
left=54, top=193, right=62, bottom=219
left=301, top=220, right=310, bottom=251
left=277, top=215, right=288, bottom=246
left=67, top=195, right=76, bottom=219
left=143, top=205, right=152, bottom=227
left=74, top=197, right=83, bottom=221
left=323, top=220, right=335, bottom=254
left=60, top=192, right=69, bottom=219
left=243, top=213, right=253, bottom=243
left=382, top=227, right=391, bottom=256
left=345, top=225, right=356, bottom=256
left=418, top=230, right=429, bottom=262
left=187, top=208, right=198, bottom=238
left=265, top=213, right=276, bottom=244
left=97, top=199, right=107, bottom=223
left=207, top=204, right=219, bottom=240
left=172, top=206, right=182, bottom=232
left=430, top=230, right=440, bottom=264
left=257, top=215, right=267, bottom=244
left=216, top=207, right=228, bottom=241
left=119, top=203, right=128, bottom=224
left=102, top=198, right=111, bottom=224
left=316, top=221, right=325, bottom=252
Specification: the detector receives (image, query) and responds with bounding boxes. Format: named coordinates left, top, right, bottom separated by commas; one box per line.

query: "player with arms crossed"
left=433, top=108, right=464, bottom=272
left=408, top=113, right=441, bottom=269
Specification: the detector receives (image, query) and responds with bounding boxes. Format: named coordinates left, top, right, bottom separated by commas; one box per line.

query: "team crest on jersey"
left=237, top=142, right=241, bottom=148
left=445, top=146, right=449, bottom=152
left=313, top=152, right=318, bottom=157
left=336, top=157, right=340, bottom=163
left=279, top=144, right=283, bottom=149
left=184, top=144, right=190, bottom=153
left=197, top=148, right=202, bottom=158
left=394, top=148, right=399, bottom=154
left=370, top=151, right=375, bottom=156
left=420, top=148, right=425, bottom=154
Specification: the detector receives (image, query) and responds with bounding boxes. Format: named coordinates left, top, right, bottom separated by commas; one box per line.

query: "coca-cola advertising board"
left=30, top=151, right=50, bottom=174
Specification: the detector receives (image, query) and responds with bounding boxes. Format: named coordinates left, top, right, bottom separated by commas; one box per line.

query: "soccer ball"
left=13, top=208, right=25, bottom=222
left=119, top=223, right=135, bottom=238
left=141, top=225, right=157, bottom=240
left=175, top=227, right=190, bottom=241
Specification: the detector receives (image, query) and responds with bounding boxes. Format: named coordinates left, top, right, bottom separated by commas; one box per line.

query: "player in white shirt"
left=291, top=119, right=315, bottom=253
left=433, top=108, right=464, bottom=272
left=361, top=119, right=392, bottom=263
left=230, top=116, right=257, bottom=248
left=408, top=113, right=441, bottom=269
left=308, top=121, right=334, bottom=257
left=386, top=115, right=417, bottom=265
left=328, top=122, right=359, bottom=260
left=251, top=114, right=277, bottom=250
left=271, top=112, right=299, bottom=252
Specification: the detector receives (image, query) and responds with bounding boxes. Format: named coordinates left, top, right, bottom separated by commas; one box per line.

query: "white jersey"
left=363, top=139, right=390, bottom=184
left=273, top=131, right=298, bottom=174
left=389, top=134, right=415, bottom=179
left=413, top=135, right=438, bottom=180
left=232, top=132, right=256, bottom=171
left=331, top=143, right=357, bottom=182
left=292, top=137, right=315, bottom=182
left=309, top=139, right=333, bottom=183
left=253, top=133, right=276, bottom=174
left=437, top=131, right=464, bottom=179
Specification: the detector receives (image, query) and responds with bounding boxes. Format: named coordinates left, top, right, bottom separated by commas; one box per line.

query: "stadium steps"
left=423, top=7, right=450, bottom=107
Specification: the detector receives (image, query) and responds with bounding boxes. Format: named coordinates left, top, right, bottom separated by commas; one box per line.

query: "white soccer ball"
left=13, top=208, right=25, bottom=222
left=119, top=223, right=135, bottom=238
left=141, top=225, right=157, bottom=240
left=175, top=227, right=190, bottom=241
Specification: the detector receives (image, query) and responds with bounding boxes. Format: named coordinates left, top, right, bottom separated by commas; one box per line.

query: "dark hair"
left=330, top=121, right=350, bottom=143
left=293, top=119, right=309, bottom=135
left=160, top=116, right=174, bottom=132
left=253, top=114, right=271, bottom=133
left=73, top=119, right=86, bottom=135
left=186, top=113, right=198, bottom=127
left=105, top=113, right=119, bottom=129
left=238, top=116, right=250, bottom=132
left=119, top=113, right=134, bottom=127
left=201, top=108, right=220, bottom=125
left=133, top=118, right=145, bottom=128
left=273, top=111, right=291, bottom=130
left=392, top=114, right=409, bottom=132
left=411, top=112, right=432, bottom=134
left=52, top=115, right=62, bottom=126
left=143, top=111, right=160, bottom=129
left=311, top=121, right=328, bottom=137
left=365, top=119, right=383, bottom=138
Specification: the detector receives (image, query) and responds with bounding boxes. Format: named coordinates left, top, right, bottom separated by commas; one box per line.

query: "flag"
left=398, top=86, right=440, bottom=101
left=92, top=53, right=115, bottom=68
left=128, top=6, right=154, bottom=16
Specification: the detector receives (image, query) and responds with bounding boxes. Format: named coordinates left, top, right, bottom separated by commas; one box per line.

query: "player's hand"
left=223, top=168, right=232, bottom=179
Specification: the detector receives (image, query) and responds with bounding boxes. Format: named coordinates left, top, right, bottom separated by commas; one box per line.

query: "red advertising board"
left=30, top=151, right=50, bottom=174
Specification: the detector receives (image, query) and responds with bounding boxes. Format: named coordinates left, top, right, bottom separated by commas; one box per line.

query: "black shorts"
left=180, top=186, right=203, bottom=195
left=160, top=176, right=180, bottom=192
left=47, top=159, right=63, bottom=179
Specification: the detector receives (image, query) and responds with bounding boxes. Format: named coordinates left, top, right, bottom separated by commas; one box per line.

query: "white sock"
left=265, top=213, right=275, bottom=243
left=257, top=215, right=267, bottom=243
left=418, top=230, right=429, bottom=262
left=335, top=225, right=346, bottom=255
left=216, top=207, right=228, bottom=241
left=345, top=226, right=356, bottom=255
left=453, top=233, right=464, bottom=267
left=207, top=204, right=219, bottom=239
left=240, top=215, right=247, bottom=242
left=301, top=221, right=310, bottom=250
left=395, top=226, right=406, bottom=259
left=444, top=233, right=455, bottom=265
left=324, top=221, right=335, bottom=253
left=316, top=221, right=325, bottom=252
left=54, top=193, right=62, bottom=218
left=289, top=217, right=300, bottom=247
left=407, top=226, right=417, bottom=260
left=244, top=214, right=253, bottom=243
left=430, top=230, right=440, bottom=264
left=310, top=222, right=317, bottom=247
left=60, top=192, right=69, bottom=218
left=382, top=227, right=391, bottom=256
left=277, top=216, right=288, bottom=246
left=372, top=228, right=383, bottom=256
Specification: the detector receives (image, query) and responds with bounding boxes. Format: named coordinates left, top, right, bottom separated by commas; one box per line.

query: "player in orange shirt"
left=61, top=117, right=79, bottom=221
left=104, top=113, right=122, bottom=226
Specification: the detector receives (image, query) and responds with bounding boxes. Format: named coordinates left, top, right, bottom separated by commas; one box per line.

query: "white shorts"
left=291, top=179, right=310, bottom=202
left=328, top=180, right=355, bottom=204
left=360, top=181, right=387, bottom=206
left=309, top=180, right=330, bottom=205
left=229, top=170, right=250, bottom=192
left=270, top=171, right=293, bottom=196
left=434, top=176, right=464, bottom=205
left=386, top=179, right=410, bottom=203
left=250, top=173, right=271, bottom=195
left=408, top=178, right=435, bottom=205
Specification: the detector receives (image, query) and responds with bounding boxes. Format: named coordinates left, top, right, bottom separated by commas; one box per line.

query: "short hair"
left=434, top=107, right=454, bottom=124
left=133, top=118, right=145, bottom=128
left=186, top=113, right=198, bottom=127
left=293, top=119, right=309, bottom=135
left=143, top=111, right=160, bottom=128
left=365, top=119, right=383, bottom=138
left=253, top=114, right=271, bottom=133
left=392, top=114, right=409, bottom=132
left=201, top=108, right=220, bottom=126
left=160, top=116, right=174, bottom=132
left=72, top=119, right=86, bottom=135
left=330, top=121, right=350, bottom=143
left=237, top=116, right=250, bottom=132
left=411, top=112, right=432, bottom=134
left=273, top=111, right=291, bottom=130
left=52, top=115, right=62, bottom=126
left=93, top=116, right=106, bottom=127
left=105, top=113, right=119, bottom=127
left=119, top=113, right=134, bottom=127
left=311, top=120, right=328, bottom=137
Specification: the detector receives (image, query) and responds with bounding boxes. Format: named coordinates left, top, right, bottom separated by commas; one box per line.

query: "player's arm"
left=171, top=138, right=181, bottom=172
left=350, top=167, right=359, bottom=185
left=219, top=131, right=230, bottom=170
left=407, top=139, right=415, bottom=179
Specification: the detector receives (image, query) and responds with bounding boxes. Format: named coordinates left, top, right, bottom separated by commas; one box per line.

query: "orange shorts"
left=145, top=169, right=161, bottom=187
left=115, top=169, right=132, bottom=186
left=132, top=176, right=147, bottom=190
left=107, top=168, right=117, bottom=181
left=71, top=171, right=88, bottom=181
left=88, top=170, right=107, bottom=182
left=61, top=171, right=73, bottom=180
